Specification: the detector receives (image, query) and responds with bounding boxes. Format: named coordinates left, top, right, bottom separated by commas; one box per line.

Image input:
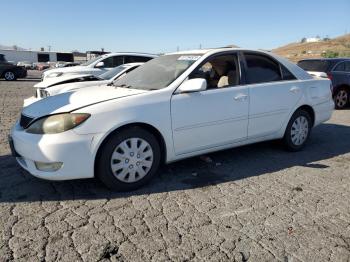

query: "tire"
left=283, top=109, right=312, bottom=152
left=334, top=87, right=349, bottom=109
left=3, top=71, right=16, bottom=81
left=96, top=127, right=161, bottom=191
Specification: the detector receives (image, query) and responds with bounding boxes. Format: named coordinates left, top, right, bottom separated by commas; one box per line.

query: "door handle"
left=234, top=94, right=248, bottom=101
left=290, top=86, right=300, bottom=93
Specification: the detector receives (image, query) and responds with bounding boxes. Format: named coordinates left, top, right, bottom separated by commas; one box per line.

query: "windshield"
left=113, top=54, right=201, bottom=90
left=99, top=65, right=127, bottom=80
left=81, top=56, right=102, bottom=66
left=297, top=60, right=331, bottom=72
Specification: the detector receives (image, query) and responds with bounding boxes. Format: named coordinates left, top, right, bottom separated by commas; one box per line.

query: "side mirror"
left=95, top=61, right=104, bottom=68
left=176, top=78, right=207, bottom=94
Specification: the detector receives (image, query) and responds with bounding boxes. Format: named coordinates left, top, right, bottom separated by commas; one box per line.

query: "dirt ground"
left=0, top=78, right=349, bottom=261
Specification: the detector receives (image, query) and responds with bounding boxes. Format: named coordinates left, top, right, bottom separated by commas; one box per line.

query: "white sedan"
left=10, top=48, right=334, bottom=191
left=23, top=63, right=143, bottom=106
left=41, top=52, right=157, bottom=80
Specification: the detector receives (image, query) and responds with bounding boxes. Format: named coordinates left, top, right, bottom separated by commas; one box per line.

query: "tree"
left=322, top=50, right=339, bottom=58
left=301, top=37, right=307, bottom=43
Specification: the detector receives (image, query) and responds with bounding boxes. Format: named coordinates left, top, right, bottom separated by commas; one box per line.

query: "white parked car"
left=10, top=48, right=334, bottom=191
left=41, top=52, right=157, bottom=80
left=23, top=63, right=143, bottom=106
left=17, top=61, right=34, bottom=70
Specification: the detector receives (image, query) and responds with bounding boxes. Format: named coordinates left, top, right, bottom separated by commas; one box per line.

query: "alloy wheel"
left=291, top=116, right=309, bottom=146
left=4, top=72, right=15, bottom=81
left=110, top=137, right=154, bottom=183
left=335, top=90, right=348, bottom=108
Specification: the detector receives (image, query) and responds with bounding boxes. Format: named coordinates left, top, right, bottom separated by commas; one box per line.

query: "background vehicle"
left=36, top=63, right=50, bottom=71
left=17, top=61, right=34, bottom=69
left=55, top=62, right=80, bottom=68
left=42, top=52, right=157, bottom=80
left=298, top=58, right=350, bottom=109
left=0, top=54, right=27, bottom=80
left=11, top=49, right=333, bottom=191
left=23, top=63, right=143, bottom=106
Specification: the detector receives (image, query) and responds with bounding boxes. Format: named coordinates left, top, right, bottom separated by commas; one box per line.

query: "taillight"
left=327, top=73, right=333, bottom=80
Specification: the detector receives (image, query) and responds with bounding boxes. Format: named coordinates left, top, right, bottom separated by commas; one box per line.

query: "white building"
left=0, top=49, right=74, bottom=63
left=305, top=37, right=321, bottom=43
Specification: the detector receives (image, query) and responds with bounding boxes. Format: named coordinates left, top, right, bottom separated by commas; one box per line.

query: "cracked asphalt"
left=0, top=77, right=349, bottom=262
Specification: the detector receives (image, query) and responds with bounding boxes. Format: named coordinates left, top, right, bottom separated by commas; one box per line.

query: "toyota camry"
left=10, top=48, right=334, bottom=191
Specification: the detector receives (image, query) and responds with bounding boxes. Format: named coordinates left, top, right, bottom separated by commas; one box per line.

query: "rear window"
left=244, top=53, right=282, bottom=84
left=297, top=60, right=331, bottom=72
left=125, top=56, right=153, bottom=63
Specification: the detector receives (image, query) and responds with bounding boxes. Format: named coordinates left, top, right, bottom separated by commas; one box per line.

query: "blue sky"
left=1, top=0, right=349, bottom=53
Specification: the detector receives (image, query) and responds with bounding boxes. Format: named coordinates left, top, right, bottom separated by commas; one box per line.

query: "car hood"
left=43, top=66, right=91, bottom=75
left=47, top=80, right=110, bottom=96
left=34, top=74, right=95, bottom=88
left=22, top=85, right=147, bottom=118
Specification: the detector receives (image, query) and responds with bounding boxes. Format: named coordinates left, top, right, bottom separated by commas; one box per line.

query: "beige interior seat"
left=217, top=70, right=238, bottom=88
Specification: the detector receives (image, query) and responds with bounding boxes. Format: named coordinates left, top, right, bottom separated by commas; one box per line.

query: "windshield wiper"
left=107, top=82, right=131, bottom=88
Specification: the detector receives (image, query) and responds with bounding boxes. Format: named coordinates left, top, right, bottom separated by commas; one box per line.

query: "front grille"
left=19, top=113, right=34, bottom=128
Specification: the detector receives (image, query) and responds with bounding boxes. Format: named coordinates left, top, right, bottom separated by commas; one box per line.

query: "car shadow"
left=0, top=122, right=349, bottom=203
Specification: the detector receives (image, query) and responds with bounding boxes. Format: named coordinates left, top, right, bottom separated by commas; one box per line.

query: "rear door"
left=242, top=52, right=302, bottom=138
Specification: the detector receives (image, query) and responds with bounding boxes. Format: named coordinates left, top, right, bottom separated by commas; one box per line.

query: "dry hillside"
left=272, top=34, right=350, bottom=62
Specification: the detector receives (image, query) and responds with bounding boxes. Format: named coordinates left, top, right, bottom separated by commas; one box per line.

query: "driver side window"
left=189, top=54, right=240, bottom=89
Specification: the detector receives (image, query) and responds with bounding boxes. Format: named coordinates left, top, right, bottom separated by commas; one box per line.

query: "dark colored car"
left=0, top=54, right=27, bottom=81
left=297, top=58, right=350, bottom=109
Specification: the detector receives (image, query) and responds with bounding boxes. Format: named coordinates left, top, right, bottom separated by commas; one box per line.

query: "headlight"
left=47, top=72, right=63, bottom=78
left=26, top=113, right=90, bottom=134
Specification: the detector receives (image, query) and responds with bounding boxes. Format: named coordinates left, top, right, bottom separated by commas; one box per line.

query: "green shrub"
left=321, top=50, right=339, bottom=58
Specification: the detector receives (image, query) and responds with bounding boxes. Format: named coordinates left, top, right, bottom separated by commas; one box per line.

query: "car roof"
left=298, top=58, right=350, bottom=62
left=167, top=47, right=280, bottom=56
left=101, top=52, right=158, bottom=58
left=168, top=48, right=312, bottom=81
left=121, top=62, right=144, bottom=67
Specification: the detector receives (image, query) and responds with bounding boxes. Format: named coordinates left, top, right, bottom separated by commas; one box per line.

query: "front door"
left=171, top=53, right=249, bottom=155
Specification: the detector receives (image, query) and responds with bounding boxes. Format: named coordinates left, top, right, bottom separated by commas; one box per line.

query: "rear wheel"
left=283, top=110, right=312, bottom=151
left=334, top=88, right=349, bottom=109
left=96, top=127, right=161, bottom=191
left=4, top=71, right=16, bottom=81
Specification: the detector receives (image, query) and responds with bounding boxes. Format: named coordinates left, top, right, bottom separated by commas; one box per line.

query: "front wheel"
left=4, top=71, right=16, bottom=81
left=334, top=88, right=349, bottom=109
left=283, top=110, right=312, bottom=151
left=96, top=127, right=161, bottom=191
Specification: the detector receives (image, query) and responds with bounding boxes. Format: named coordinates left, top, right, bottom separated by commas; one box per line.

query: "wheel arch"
left=294, top=104, right=315, bottom=127
left=1, top=69, right=14, bottom=78
left=333, top=84, right=350, bottom=98
left=94, top=122, right=167, bottom=176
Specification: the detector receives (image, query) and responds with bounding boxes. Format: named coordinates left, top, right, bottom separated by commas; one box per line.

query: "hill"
left=272, top=34, right=350, bottom=62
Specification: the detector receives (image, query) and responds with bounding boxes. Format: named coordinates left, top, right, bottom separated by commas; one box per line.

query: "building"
left=0, top=49, right=74, bottom=63
left=86, top=51, right=110, bottom=60
left=305, top=37, right=321, bottom=43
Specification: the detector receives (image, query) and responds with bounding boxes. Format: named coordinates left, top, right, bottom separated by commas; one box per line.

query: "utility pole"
left=48, top=45, right=51, bottom=52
